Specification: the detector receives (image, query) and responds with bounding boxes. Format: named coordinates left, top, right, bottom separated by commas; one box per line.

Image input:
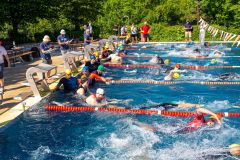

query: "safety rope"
left=104, top=63, right=240, bottom=70
left=46, top=105, right=240, bottom=117
left=110, top=79, right=240, bottom=85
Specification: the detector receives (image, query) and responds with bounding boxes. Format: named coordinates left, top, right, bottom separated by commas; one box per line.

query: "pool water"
left=0, top=43, right=240, bottom=160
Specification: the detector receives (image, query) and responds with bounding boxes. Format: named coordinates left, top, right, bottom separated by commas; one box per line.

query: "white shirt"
left=0, top=46, right=7, bottom=64
left=131, top=26, right=137, bottom=34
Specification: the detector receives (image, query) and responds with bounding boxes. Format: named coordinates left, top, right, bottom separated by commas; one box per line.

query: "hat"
left=144, top=22, right=147, bottom=24
left=175, top=64, right=181, bottom=69
left=164, top=59, right=170, bottom=64
left=173, top=72, right=181, bottom=79
left=90, top=55, right=96, bottom=60
left=43, top=35, right=51, bottom=42
left=94, top=51, right=100, bottom=57
left=97, top=65, right=104, bottom=71
left=82, top=66, right=89, bottom=72
left=105, top=45, right=109, bottom=49
left=96, top=88, right=105, bottom=95
left=65, top=69, right=72, bottom=75
left=229, top=144, right=240, bottom=148
left=60, top=29, right=66, bottom=34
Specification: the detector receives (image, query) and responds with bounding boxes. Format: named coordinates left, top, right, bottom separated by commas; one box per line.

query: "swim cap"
left=65, top=69, right=72, bottom=75
left=209, top=114, right=222, bottom=120
left=105, top=45, right=109, bottom=49
left=173, top=72, right=181, bottom=79
left=96, top=88, right=105, bottom=95
left=211, top=59, right=217, bottom=64
left=90, top=55, right=96, bottom=60
left=175, top=64, right=181, bottom=69
left=97, top=65, right=104, bottom=71
left=82, top=66, right=89, bottom=72
left=164, top=59, right=170, bottom=64
left=94, top=51, right=100, bottom=57
left=229, top=144, right=240, bottom=148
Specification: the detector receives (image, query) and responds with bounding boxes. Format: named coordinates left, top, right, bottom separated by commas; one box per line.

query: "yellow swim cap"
left=65, top=69, right=72, bottom=75
left=229, top=144, right=240, bottom=148
left=211, top=59, right=217, bottom=64
left=164, top=59, right=170, bottom=64
left=94, top=51, right=100, bottom=57
left=173, top=72, right=181, bottom=79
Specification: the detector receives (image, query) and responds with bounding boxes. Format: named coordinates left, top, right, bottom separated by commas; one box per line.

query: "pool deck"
left=0, top=53, right=65, bottom=125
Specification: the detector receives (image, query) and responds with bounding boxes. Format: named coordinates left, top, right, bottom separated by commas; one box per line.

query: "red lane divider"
left=103, top=63, right=240, bottom=70
left=46, top=105, right=240, bottom=117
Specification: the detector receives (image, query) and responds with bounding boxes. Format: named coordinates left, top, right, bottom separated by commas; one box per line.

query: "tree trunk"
left=9, top=20, right=19, bottom=41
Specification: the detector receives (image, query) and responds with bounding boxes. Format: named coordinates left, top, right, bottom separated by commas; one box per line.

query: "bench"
left=8, top=51, right=33, bottom=63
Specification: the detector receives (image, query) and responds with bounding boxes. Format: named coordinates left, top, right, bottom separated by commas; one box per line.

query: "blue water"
left=0, top=43, right=240, bottom=160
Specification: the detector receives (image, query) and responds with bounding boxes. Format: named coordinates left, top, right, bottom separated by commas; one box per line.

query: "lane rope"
left=46, top=105, right=240, bottom=117
left=104, top=63, right=240, bottom=70
left=110, top=79, right=240, bottom=85
left=121, top=55, right=240, bottom=59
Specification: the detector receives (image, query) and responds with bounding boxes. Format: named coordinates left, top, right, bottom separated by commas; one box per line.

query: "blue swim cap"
left=82, top=66, right=89, bottom=72
left=90, top=55, right=96, bottom=60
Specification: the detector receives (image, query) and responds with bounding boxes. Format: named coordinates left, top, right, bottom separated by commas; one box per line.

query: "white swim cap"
left=96, top=88, right=105, bottom=95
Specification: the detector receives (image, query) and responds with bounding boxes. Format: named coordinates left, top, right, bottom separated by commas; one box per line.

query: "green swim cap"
left=173, top=72, right=181, bottom=79
left=211, top=59, right=217, bottom=64
left=97, top=65, right=104, bottom=71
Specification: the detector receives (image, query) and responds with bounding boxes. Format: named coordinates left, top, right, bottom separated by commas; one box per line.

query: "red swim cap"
left=175, top=63, right=181, bottom=69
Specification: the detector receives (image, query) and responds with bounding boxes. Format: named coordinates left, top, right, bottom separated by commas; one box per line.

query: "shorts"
left=131, top=34, right=137, bottom=38
left=0, top=63, right=4, bottom=79
left=42, top=59, right=52, bottom=64
left=143, top=34, right=149, bottom=38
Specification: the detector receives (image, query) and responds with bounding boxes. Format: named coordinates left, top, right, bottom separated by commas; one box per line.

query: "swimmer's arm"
left=197, top=108, right=222, bottom=125
left=132, top=120, right=156, bottom=132
left=177, top=103, right=204, bottom=108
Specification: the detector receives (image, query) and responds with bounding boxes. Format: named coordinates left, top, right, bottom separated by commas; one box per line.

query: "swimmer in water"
left=164, top=64, right=188, bottom=81
left=219, top=72, right=240, bottom=81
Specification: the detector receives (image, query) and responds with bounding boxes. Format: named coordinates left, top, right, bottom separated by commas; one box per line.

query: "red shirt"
left=141, top=25, right=151, bottom=34
left=89, top=73, right=101, bottom=79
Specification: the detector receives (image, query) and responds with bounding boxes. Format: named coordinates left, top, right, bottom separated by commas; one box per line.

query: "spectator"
left=84, top=29, right=92, bottom=47
left=57, top=29, right=72, bottom=69
left=140, top=22, right=151, bottom=42
left=39, top=35, right=53, bottom=64
left=0, top=40, right=10, bottom=103
left=131, top=23, right=138, bottom=43
left=185, top=20, right=193, bottom=42
left=121, top=25, right=127, bottom=36
left=113, top=24, right=119, bottom=36
left=87, top=22, right=93, bottom=40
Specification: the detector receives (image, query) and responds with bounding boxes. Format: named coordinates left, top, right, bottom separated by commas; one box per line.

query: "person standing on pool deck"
left=140, top=22, right=151, bottom=42
left=185, top=20, right=193, bottom=42
left=57, top=29, right=72, bottom=69
left=0, top=40, right=10, bottom=102
left=39, top=35, right=54, bottom=64
left=131, top=23, right=138, bottom=43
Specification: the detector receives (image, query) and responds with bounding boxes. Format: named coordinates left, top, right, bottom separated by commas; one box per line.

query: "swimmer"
left=175, top=107, right=221, bottom=134
left=76, top=66, right=90, bottom=95
left=89, top=65, right=111, bottom=85
left=140, top=102, right=203, bottom=110
left=150, top=55, right=164, bottom=64
left=219, top=72, right=240, bottom=80
left=85, top=88, right=107, bottom=107
left=197, top=144, right=240, bottom=159
left=208, top=50, right=225, bottom=57
left=54, top=69, right=79, bottom=93
left=164, top=64, right=188, bottom=81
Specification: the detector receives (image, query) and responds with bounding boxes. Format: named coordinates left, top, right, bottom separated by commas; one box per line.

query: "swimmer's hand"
left=183, top=70, right=188, bottom=73
left=106, top=81, right=111, bottom=85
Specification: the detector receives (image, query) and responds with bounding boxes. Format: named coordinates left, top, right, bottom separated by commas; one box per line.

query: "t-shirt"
left=0, top=46, right=7, bottom=64
left=131, top=26, right=137, bottom=34
left=185, top=22, right=192, bottom=32
left=57, top=35, right=70, bottom=50
left=56, top=77, right=79, bottom=93
left=89, top=72, right=101, bottom=79
left=84, top=34, right=91, bottom=46
left=141, top=25, right=150, bottom=34
left=39, top=42, right=52, bottom=60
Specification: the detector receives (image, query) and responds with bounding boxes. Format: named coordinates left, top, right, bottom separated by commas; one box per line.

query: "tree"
left=59, top=0, right=102, bottom=31
left=0, top=0, right=58, bottom=40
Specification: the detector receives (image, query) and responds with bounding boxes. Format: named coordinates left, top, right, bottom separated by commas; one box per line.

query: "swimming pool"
left=0, top=42, right=240, bottom=160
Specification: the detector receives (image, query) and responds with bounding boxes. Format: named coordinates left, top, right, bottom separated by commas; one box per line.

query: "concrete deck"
left=0, top=53, right=64, bottom=115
